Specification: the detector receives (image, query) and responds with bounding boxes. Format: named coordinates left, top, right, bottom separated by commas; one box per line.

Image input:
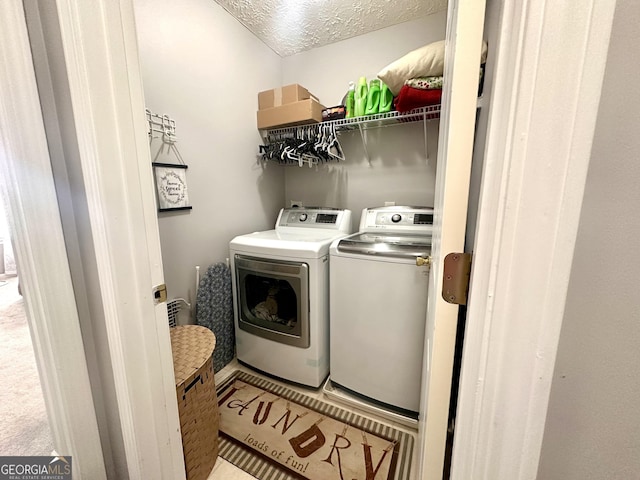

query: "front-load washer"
left=230, top=207, right=352, bottom=388
left=328, top=206, right=434, bottom=414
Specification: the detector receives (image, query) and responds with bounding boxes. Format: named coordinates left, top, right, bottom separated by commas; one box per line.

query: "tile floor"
left=207, top=360, right=419, bottom=480
left=208, top=457, right=257, bottom=480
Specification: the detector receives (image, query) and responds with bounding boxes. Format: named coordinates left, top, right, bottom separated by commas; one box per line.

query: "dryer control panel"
left=277, top=207, right=352, bottom=233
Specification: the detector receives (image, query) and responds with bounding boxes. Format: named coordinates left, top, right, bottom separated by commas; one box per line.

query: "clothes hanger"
left=327, top=123, right=345, bottom=161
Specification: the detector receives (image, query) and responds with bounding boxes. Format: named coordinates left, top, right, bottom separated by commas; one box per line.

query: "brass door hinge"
left=442, top=253, right=472, bottom=305
left=152, top=283, right=167, bottom=305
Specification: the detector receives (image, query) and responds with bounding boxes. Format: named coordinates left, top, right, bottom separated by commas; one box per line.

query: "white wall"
left=537, top=0, right=640, bottom=478
left=134, top=0, right=284, bottom=311
left=281, top=13, right=447, bottom=230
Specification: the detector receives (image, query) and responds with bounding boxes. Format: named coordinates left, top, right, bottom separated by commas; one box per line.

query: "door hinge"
left=152, top=283, right=167, bottom=305
left=442, top=253, right=472, bottom=305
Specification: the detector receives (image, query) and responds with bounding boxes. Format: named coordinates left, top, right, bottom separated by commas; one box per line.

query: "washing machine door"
left=234, top=254, right=309, bottom=348
left=336, top=233, right=431, bottom=259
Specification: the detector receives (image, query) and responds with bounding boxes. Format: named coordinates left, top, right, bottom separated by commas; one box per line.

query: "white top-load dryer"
left=329, top=206, right=434, bottom=414
left=230, top=207, right=352, bottom=388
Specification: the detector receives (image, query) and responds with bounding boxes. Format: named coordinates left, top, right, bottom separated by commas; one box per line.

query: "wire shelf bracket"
left=358, top=123, right=371, bottom=165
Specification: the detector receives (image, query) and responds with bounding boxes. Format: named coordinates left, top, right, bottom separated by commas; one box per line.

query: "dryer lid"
left=230, top=229, right=351, bottom=258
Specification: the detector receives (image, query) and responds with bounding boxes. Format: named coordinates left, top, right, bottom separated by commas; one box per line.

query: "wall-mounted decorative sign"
left=146, top=108, right=192, bottom=213
left=153, top=162, right=192, bottom=212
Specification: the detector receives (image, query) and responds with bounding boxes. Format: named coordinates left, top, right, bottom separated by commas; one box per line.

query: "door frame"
left=33, top=0, right=186, bottom=478
left=1, top=0, right=186, bottom=478
left=450, top=0, right=616, bottom=478
left=0, top=1, right=106, bottom=477
left=1, top=0, right=617, bottom=479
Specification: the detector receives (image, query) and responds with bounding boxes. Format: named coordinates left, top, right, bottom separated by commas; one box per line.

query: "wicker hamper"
left=170, top=325, right=219, bottom=480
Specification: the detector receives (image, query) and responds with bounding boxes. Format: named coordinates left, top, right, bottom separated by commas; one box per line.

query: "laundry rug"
left=216, top=371, right=414, bottom=480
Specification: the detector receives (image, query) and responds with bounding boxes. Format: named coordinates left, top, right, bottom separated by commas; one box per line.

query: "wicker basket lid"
left=170, top=325, right=216, bottom=386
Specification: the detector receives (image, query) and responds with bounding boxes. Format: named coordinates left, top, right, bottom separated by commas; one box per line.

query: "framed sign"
left=152, top=163, right=192, bottom=212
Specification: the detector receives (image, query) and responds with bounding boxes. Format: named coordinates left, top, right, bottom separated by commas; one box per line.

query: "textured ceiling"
left=213, top=0, right=448, bottom=57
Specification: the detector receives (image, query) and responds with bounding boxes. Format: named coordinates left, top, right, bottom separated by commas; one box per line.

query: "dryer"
left=230, top=207, right=352, bottom=388
left=328, top=206, right=434, bottom=414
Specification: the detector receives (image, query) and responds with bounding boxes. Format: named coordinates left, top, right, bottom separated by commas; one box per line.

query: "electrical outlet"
left=290, top=200, right=303, bottom=207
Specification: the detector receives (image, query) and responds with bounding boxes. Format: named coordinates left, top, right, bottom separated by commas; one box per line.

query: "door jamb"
left=450, top=0, right=616, bottom=478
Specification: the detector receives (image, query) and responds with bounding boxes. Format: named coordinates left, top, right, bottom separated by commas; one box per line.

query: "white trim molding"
left=0, top=1, right=106, bottom=477
left=451, top=0, right=616, bottom=479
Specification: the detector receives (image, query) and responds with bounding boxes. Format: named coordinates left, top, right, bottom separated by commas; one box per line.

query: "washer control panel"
left=359, top=206, right=435, bottom=234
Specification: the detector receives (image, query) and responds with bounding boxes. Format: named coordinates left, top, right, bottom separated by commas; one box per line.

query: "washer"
left=230, top=207, right=352, bottom=388
left=329, top=206, right=434, bottom=414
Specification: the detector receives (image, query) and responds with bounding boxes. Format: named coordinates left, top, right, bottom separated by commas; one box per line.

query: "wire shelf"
left=334, top=104, right=441, bottom=130
left=259, top=104, right=444, bottom=167
left=263, top=105, right=441, bottom=137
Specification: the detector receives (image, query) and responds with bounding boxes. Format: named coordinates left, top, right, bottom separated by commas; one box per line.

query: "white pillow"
left=378, top=40, right=489, bottom=96
left=378, top=41, right=445, bottom=96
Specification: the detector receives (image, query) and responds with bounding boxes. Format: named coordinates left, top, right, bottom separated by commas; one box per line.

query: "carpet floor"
left=0, top=277, right=54, bottom=456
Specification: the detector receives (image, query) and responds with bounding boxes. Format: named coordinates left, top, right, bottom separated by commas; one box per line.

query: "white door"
left=450, top=0, right=617, bottom=478
left=1, top=0, right=186, bottom=478
left=416, top=2, right=487, bottom=478
left=0, top=1, right=106, bottom=477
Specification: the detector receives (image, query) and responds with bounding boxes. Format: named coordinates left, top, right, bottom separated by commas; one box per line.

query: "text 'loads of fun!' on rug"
left=217, top=371, right=414, bottom=480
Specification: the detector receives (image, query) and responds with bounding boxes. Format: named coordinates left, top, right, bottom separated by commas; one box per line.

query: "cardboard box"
left=257, top=98, right=325, bottom=129
left=258, top=84, right=311, bottom=110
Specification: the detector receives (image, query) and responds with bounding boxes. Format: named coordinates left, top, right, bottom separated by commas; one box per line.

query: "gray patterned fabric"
left=196, top=262, right=235, bottom=372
